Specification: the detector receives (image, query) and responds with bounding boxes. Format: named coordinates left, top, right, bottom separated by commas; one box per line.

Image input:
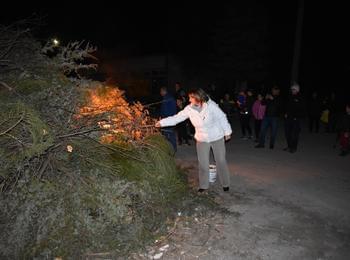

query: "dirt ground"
left=130, top=119, right=350, bottom=260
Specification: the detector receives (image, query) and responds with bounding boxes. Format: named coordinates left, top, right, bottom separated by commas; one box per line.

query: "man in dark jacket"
left=160, top=87, right=177, bottom=152
left=255, top=86, right=281, bottom=149
left=175, top=82, right=186, bottom=102
left=284, top=83, right=306, bottom=153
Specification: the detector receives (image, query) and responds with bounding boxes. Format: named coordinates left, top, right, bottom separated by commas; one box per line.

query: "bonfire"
left=78, top=85, right=157, bottom=143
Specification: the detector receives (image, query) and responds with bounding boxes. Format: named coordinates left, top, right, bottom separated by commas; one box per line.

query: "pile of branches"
left=42, top=40, right=98, bottom=78
left=0, top=18, right=97, bottom=76
left=0, top=22, right=102, bottom=192
left=0, top=23, right=186, bottom=259
left=0, top=21, right=36, bottom=73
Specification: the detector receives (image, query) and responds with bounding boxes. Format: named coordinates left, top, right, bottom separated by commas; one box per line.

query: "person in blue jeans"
left=160, top=87, right=177, bottom=152
left=255, top=86, right=281, bottom=149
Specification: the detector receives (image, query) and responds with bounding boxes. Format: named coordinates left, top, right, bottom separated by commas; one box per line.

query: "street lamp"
left=52, top=38, right=60, bottom=47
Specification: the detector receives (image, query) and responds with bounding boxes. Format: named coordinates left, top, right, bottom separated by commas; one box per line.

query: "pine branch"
left=0, top=111, right=25, bottom=136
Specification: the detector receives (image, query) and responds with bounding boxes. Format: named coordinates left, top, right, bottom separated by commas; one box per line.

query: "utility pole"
left=291, top=0, right=304, bottom=84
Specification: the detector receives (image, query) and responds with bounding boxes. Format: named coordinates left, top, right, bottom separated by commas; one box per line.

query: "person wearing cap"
left=284, top=83, right=306, bottom=153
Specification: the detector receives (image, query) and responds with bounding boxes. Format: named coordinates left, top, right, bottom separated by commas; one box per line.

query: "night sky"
left=2, top=1, right=349, bottom=98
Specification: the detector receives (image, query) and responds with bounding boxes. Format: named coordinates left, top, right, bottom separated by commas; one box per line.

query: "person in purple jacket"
left=252, top=93, right=266, bottom=142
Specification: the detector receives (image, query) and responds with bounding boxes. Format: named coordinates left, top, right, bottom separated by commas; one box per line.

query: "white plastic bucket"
left=209, top=164, right=217, bottom=183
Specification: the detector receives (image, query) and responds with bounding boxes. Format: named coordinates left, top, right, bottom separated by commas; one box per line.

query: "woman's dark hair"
left=188, top=88, right=209, bottom=103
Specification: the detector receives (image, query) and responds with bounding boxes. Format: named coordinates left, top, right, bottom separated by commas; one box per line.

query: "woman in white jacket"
left=156, top=88, right=232, bottom=192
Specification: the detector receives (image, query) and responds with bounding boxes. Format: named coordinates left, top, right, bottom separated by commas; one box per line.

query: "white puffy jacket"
left=159, top=99, right=232, bottom=143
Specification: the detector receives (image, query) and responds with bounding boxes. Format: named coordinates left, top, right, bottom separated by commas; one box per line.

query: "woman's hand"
left=155, top=121, right=161, bottom=128
left=224, top=135, right=231, bottom=141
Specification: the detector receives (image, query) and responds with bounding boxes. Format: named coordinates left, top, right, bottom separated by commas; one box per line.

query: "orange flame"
left=78, top=86, right=156, bottom=143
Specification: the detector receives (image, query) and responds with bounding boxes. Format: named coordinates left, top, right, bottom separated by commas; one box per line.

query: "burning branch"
left=77, top=85, right=157, bottom=143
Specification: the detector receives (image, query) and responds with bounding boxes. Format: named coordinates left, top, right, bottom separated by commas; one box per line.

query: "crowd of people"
left=219, top=84, right=350, bottom=155
left=156, top=82, right=350, bottom=157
